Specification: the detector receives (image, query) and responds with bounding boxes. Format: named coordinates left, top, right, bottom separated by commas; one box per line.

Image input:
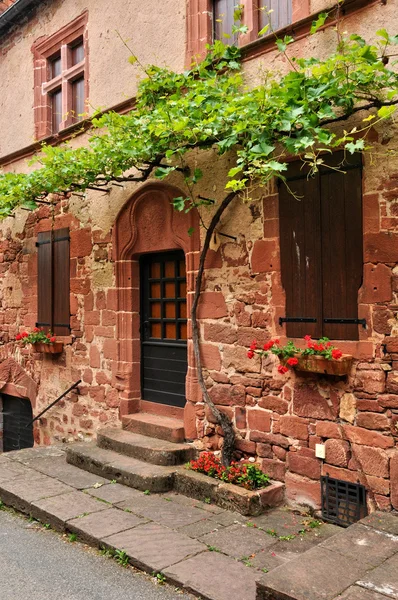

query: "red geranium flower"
left=332, top=349, right=343, bottom=360
left=304, top=335, right=311, bottom=341
left=247, top=350, right=254, bottom=359
left=33, top=327, right=40, bottom=333
left=277, top=365, right=289, bottom=374
left=21, top=332, right=28, bottom=338
left=287, top=357, right=299, bottom=366
left=15, top=333, right=22, bottom=341
left=50, top=336, right=56, bottom=342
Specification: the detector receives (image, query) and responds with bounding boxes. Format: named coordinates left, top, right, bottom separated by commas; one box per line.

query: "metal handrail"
left=27, top=380, right=81, bottom=427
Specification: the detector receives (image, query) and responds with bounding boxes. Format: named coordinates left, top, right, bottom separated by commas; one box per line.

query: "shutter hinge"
left=323, top=318, right=367, bottom=329
left=279, top=317, right=317, bottom=326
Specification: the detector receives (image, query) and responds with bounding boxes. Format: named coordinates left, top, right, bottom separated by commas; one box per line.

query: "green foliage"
left=114, top=549, right=129, bottom=567
left=0, top=29, right=397, bottom=215
left=68, top=533, right=77, bottom=542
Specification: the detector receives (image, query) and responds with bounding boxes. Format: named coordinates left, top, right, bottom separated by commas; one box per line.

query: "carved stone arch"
left=0, top=358, right=37, bottom=408
left=113, top=182, right=201, bottom=424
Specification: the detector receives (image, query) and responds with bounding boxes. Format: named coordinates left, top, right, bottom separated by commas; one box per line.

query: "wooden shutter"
left=320, top=152, right=362, bottom=340
left=259, top=0, right=292, bottom=34
left=37, top=228, right=70, bottom=336
left=279, top=162, right=323, bottom=338
left=213, top=0, right=238, bottom=44
left=37, top=230, right=52, bottom=331
left=53, top=228, right=70, bottom=336
left=279, top=153, right=363, bottom=341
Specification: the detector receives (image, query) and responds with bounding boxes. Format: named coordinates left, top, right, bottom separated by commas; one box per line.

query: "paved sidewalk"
left=0, top=445, right=397, bottom=600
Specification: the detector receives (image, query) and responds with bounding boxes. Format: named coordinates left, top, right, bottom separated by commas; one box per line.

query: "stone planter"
left=32, top=342, right=64, bottom=354
left=174, top=468, right=284, bottom=516
left=294, top=354, right=353, bottom=376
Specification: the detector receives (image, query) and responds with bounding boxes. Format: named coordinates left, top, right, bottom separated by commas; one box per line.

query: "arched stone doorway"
left=113, top=183, right=200, bottom=430
left=0, top=359, right=37, bottom=452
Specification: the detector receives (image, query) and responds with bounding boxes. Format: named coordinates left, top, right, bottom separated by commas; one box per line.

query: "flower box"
left=294, top=353, right=353, bottom=376
left=175, top=468, right=284, bottom=516
left=32, top=342, right=64, bottom=354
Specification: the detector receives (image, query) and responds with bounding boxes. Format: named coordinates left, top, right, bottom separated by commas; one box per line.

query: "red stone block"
left=324, top=439, right=350, bottom=468
left=70, top=278, right=91, bottom=295
left=70, top=228, right=92, bottom=258
left=103, top=339, right=118, bottom=360
left=272, top=445, right=287, bottom=461
left=293, top=384, right=339, bottom=420
left=89, top=345, right=100, bottom=369
left=359, top=263, right=392, bottom=303
left=356, top=412, right=390, bottom=431
left=373, top=308, right=393, bottom=335
left=364, top=233, right=398, bottom=263
left=356, top=399, right=384, bottom=413
left=390, top=452, right=398, bottom=510
left=343, top=425, right=393, bottom=448
left=259, top=395, right=288, bottom=414
left=386, top=371, right=398, bottom=394
left=251, top=239, right=280, bottom=273
left=355, top=369, right=386, bottom=396
left=203, top=322, right=237, bottom=344
left=106, top=389, right=120, bottom=408
left=102, top=310, right=116, bottom=326
left=85, top=311, right=100, bottom=326
left=287, top=452, right=321, bottom=480
left=246, top=386, right=262, bottom=397
left=322, top=464, right=360, bottom=485
left=261, top=458, right=286, bottom=481
left=200, top=344, right=222, bottom=371
left=378, top=394, right=398, bottom=409
left=247, top=409, right=271, bottom=432
left=285, top=472, right=321, bottom=509
left=197, top=292, right=228, bottom=319
left=257, top=443, right=273, bottom=458
left=374, top=494, right=391, bottom=511
left=235, top=439, right=256, bottom=454
left=279, top=415, right=309, bottom=440
left=351, top=444, right=389, bottom=478
left=366, top=475, right=390, bottom=496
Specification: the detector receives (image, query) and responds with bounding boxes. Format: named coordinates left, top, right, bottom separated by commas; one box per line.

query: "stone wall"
left=0, top=0, right=397, bottom=513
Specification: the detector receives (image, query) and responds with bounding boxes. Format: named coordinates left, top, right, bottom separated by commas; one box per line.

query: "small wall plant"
left=16, top=327, right=57, bottom=345
left=248, top=336, right=343, bottom=374
left=188, top=452, right=270, bottom=490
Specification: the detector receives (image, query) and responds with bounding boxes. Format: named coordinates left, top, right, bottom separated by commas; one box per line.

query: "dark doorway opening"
left=140, top=250, right=188, bottom=408
left=2, top=395, right=34, bottom=452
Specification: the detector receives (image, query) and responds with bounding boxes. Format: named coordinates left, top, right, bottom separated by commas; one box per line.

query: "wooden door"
left=140, top=251, right=188, bottom=407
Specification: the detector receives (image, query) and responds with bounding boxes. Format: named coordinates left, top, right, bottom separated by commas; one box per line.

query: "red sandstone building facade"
left=0, top=0, right=397, bottom=513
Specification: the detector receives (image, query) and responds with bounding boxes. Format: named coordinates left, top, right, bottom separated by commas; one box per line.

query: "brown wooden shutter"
left=37, top=231, right=52, bottom=330
left=320, top=152, right=362, bottom=340
left=53, top=228, right=70, bottom=336
left=37, top=227, right=70, bottom=336
left=279, top=152, right=363, bottom=341
left=279, top=163, right=323, bottom=338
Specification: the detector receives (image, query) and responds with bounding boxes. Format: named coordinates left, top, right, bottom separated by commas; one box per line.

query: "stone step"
left=66, top=443, right=175, bottom=493
left=122, top=413, right=185, bottom=443
left=97, top=428, right=196, bottom=466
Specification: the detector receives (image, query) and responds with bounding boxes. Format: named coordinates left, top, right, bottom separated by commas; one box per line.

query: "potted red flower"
left=15, top=328, right=64, bottom=354
left=248, top=336, right=352, bottom=376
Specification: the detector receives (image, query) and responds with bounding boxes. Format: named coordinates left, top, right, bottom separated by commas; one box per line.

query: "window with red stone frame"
left=32, top=12, right=88, bottom=139
left=186, top=0, right=309, bottom=63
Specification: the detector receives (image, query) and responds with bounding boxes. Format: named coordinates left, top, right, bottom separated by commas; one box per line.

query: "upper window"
left=213, top=0, right=292, bottom=45
left=279, top=152, right=363, bottom=341
left=32, top=12, right=88, bottom=139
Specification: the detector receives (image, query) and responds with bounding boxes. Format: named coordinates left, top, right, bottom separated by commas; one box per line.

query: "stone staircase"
left=66, top=414, right=285, bottom=516
left=66, top=415, right=196, bottom=493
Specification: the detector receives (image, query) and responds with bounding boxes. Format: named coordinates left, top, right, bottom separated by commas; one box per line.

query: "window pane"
left=165, top=282, right=175, bottom=298
left=50, top=55, right=61, bottom=79
left=165, top=323, right=177, bottom=339
left=150, top=322, right=161, bottom=338
left=51, top=89, right=62, bottom=133
left=72, top=77, right=85, bottom=121
left=179, top=301, right=187, bottom=319
left=164, top=261, right=175, bottom=278
left=150, top=302, right=161, bottom=318
left=151, top=282, right=161, bottom=298
left=71, top=41, right=84, bottom=65
left=179, top=323, right=187, bottom=340
left=165, top=302, right=176, bottom=318
left=151, top=262, right=161, bottom=278
left=213, top=0, right=238, bottom=45
left=259, top=0, right=292, bottom=34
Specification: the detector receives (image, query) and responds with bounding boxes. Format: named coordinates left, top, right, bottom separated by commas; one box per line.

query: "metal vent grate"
left=321, top=475, right=367, bottom=527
